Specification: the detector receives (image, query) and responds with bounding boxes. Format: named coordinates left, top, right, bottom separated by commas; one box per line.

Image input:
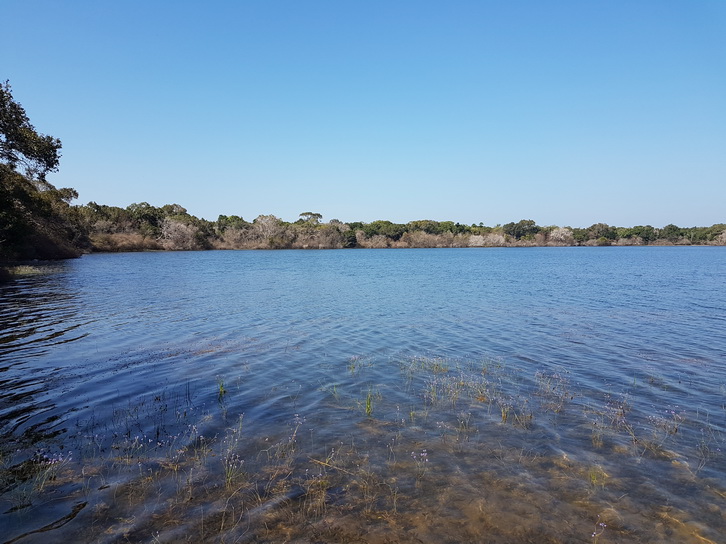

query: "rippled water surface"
left=1, top=248, right=725, bottom=543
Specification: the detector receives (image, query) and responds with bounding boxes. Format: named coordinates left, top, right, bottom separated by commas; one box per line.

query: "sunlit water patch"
left=1, top=248, right=725, bottom=543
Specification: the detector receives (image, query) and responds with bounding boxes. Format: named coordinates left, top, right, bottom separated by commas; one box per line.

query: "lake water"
left=1, top=247, right=725, bottom=543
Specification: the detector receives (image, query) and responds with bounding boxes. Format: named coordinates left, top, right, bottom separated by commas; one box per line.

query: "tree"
left=1, top=81, right=62, bottom=183
left=624, top=225, right=656, bottom=243
left=503, top=219, right=540, bottom=240
left=661, top=224, right=681, bottom=242
left=126, top=202, right=165, bottom=237
left=1, top=81, right=82, bottom=260
left=216, top=214, right=249, bottom=233
left=299, top=211, right=322, bottom=224
left=363, top=220, right=406, bottom=240
left=586, top=223, right=617, bottom=241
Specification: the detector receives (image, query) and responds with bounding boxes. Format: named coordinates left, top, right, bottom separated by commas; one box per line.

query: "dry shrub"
left=615, top=236, right=643, bottom=246
left=91, top=233, right=162, bottom=252
left=402, top=231, right=443, bottom=248
left=473, top=233, right=506, bottom=247
left=355, top=232, right=390, bottom=248
left=546, top=227, right=574, bottom=246
left=291, top=227, right=344, bottom=249
left=160, top=219, right=201, bottom=250
left=214, top=228, right=252, bottom=249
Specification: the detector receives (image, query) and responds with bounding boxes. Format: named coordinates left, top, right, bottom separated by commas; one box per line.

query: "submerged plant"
left=222, top=416, right=246, bottom=489
left=4, top=450, right=73, bottom=510
left=457, top=411, right=473, bottom=441
left=217, top=376, right=227, bottom=400
left=588, top=465, right=608, bottom=490
left=592, top=514, right=607, bottom=543
left=411, top=448, right=429, bottom=481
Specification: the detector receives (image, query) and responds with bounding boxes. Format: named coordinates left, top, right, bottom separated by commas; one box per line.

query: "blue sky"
left=3, top=1, right=725, bottom=227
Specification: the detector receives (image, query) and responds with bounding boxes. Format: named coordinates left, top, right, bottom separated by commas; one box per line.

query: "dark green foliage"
left=406, top=219, right=441, bottom=234
left=1, top=82, right=84, bottom=261
left=585, top=223, right=617, bottom=241
left=341, top=229, right=358, bottom=248
left=216, top=215, right=249, bottom=232
left=362, top=220, right=407, bottom=240
left=502, top=219, right=540, bottom=240
left=0, top=81, right=61, bottom=183
left=660, top=224, right=681, bottom=242
left=346, top=221, right=365, bottom=232
left=623, top=225, right=656, bottom=242
left=126, top=202, right=164, bottom=237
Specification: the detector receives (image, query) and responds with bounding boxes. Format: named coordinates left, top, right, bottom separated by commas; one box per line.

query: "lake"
left=1, top=247, right=725, bottom=543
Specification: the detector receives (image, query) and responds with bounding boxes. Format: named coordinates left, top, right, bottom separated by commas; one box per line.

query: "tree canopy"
left=1, top=82, right=81, bottom=260
left=1, top=81, right=61, bottom=183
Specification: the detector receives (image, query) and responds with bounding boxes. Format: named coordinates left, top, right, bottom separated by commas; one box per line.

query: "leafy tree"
left=299, top=211, right=323, bottom=224
left=661, top=224, right=681, bottom=242
left=126, top=202, right=164, bottom=236
left=161, top=203, right=188, bottom=217
left=1, top=81, right=61, bottom=182
left=438, top=221, right=458, bottom=234
left=627, top=225, right=656, bottom=243
left=1, top=81, right=82, bottom=260
left=705, top=223, right=726, bottom=241
left=503, top=219, right=540, bottom=240
left=346, top=221, right=366, bottom=232
left=407, top=219, right=441, bottom=234
left=363, top=220, right=407, bottom=240
left=586, top=223, right=617, bottom=241
left=216, top=214, right=249, bottom=232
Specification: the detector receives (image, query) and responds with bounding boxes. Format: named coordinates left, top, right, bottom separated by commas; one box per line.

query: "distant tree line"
left=64, top=207, right=726, bottom=252
left=2, top=81, right=725, bottom=272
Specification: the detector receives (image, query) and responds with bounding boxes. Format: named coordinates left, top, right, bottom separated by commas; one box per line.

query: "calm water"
left=1, top=247, right=725, bottom=543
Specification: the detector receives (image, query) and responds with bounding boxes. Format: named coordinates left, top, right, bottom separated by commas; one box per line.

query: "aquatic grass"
left=588, top=410, right=608, bottom=449
left=216, top=376, right=227, bottom=400
left=221, top=416, right=246, bottom=489
left=535, top=369, right=573, bottom=414
left=1, top=449, right=73, bottom=511
left=301, top=470, right=329, bottom=517
left=592, top=514, right=607, bottom=543
left=260, top=413, right=305, bottom=464
left=695, top=423, right=723, bottom=473
left=356, top=386, right=381, bottom=417
left=457, top=411, right=474, bottom=441
left=347, top=355, right=373, bottom=375
left=411, top=448, right=429, bottom=481
left=587, top=465, right=608, bottom=490
left=3, top=358, right=726, bottom=543
left=318, top=381, right=340, bottom=402
left=6, top=264, right=60, bottom=276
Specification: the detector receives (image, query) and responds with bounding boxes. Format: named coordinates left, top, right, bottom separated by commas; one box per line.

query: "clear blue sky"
left=3, top=1, right=725, bottom=227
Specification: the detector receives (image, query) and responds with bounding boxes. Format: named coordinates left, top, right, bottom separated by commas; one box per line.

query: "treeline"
left=68, top=204, right=726, bottom=252
left=2, top=81, right=725, bottom=267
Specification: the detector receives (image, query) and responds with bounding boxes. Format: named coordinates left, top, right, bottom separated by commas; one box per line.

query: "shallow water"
left=1, top=247, right=725, bottom=543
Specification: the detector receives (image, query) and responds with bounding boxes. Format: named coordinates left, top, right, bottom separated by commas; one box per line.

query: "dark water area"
left=1, top=247, right=725, bottom=543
